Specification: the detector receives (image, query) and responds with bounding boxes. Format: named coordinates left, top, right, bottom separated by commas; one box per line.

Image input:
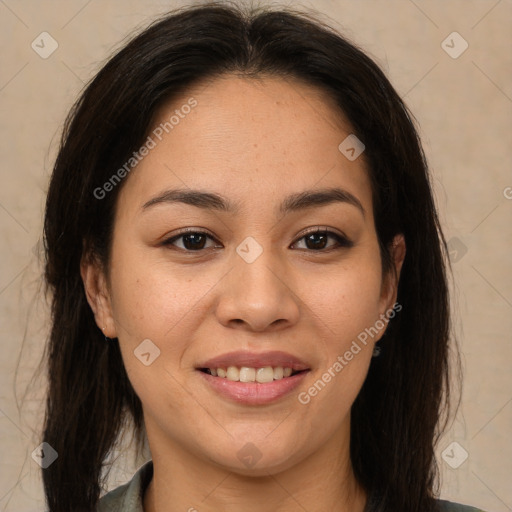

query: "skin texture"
left=82, top=75, right=406, bottom=512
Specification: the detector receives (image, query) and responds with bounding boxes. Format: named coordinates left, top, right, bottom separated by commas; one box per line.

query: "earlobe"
left=80, top=255, right=117, bottom=338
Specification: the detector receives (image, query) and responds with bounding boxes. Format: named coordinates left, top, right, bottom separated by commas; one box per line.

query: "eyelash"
left=161, top=227, right=353, bottom=253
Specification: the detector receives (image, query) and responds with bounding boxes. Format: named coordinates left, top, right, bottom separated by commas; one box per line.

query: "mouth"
left=195, top=351, right=310, bottom=405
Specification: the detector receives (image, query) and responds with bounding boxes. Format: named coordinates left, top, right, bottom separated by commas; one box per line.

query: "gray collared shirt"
left=96, top=460, right=486, bottom=512
left=97, top=460, right=153, bottom=512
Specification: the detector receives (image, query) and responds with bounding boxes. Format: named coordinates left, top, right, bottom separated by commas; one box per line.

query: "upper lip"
left=197, top=350, right=310, bottom=371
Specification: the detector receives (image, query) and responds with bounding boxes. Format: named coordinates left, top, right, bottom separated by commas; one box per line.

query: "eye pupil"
left=183, top=233, right=206, bottom=250
left=306, top=232, right=328, bottom=250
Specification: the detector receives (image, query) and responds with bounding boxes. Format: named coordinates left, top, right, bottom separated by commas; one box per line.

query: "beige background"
left=0, top=0, right=511, bottom=510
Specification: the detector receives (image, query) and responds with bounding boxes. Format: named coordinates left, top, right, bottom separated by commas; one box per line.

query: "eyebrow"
left=142, top=186, right=365, bottom=217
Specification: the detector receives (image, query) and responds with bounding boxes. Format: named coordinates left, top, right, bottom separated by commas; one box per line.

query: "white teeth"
left=226, top=366, right=240, bottom=381
left=207, top=366, right=298, bottom=382
left=256, top=366, right=274, bottom=383
left=273, top=366, right=284, bottom=380
left=239, top=367, right=256, bottom=382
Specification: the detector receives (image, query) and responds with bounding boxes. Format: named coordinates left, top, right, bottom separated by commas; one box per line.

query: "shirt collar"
left=98, top=459, right=153, bottom=511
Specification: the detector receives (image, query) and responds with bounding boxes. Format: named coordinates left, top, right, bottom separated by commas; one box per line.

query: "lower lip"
left=197, top=370, right=309, bottom=405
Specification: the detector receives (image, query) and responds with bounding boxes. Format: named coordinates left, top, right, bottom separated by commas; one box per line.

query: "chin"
left=203, top=434, right=307, bottom=477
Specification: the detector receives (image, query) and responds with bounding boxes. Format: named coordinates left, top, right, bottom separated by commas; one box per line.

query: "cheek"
left=110, top=262, right=205, bottom=341
left=307, top=257, right=384, bottom=346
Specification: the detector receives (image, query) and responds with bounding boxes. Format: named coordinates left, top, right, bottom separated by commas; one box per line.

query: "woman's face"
left=83, top=74, right=404, bottom=475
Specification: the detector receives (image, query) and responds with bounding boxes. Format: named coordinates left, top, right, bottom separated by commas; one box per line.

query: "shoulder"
left=97, top=460, right=153, bottom=512
left=437, top=499, right=489, bottom=512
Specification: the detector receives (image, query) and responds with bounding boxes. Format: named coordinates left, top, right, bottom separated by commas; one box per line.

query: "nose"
left=215, top=241, right=300, bottom=333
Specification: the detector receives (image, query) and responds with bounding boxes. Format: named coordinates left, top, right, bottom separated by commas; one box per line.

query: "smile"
left=195, top=350, right=311, bottom=405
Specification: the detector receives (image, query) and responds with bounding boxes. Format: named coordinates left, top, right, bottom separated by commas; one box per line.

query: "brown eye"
left=292, top=229, right=353, bottom=251
left=162, top=230, right=219, bottom=251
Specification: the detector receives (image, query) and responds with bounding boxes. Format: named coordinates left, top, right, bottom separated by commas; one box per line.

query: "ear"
left=80, top=254, right=117, bottom=339
left=379, top=233, right=406, bottom=313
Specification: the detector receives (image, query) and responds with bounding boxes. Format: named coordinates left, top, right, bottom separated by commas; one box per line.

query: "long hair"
left=42, top=2, right=459, bottom=510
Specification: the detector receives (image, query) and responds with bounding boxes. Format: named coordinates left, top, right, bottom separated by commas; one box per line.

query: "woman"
left=41, top=2, right=485, bottom=511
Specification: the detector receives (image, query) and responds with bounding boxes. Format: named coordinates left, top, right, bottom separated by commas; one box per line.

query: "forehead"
left=117, top=74, right=373, bottom=219
left=154, top=74, right=355, bottom=156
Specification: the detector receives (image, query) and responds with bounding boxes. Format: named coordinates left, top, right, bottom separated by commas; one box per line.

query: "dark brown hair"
left=42, top=2, right=460, bottom=511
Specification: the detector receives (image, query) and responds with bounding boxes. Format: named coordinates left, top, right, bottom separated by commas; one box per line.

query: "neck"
left=143, top=420, right=367, bottom=512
